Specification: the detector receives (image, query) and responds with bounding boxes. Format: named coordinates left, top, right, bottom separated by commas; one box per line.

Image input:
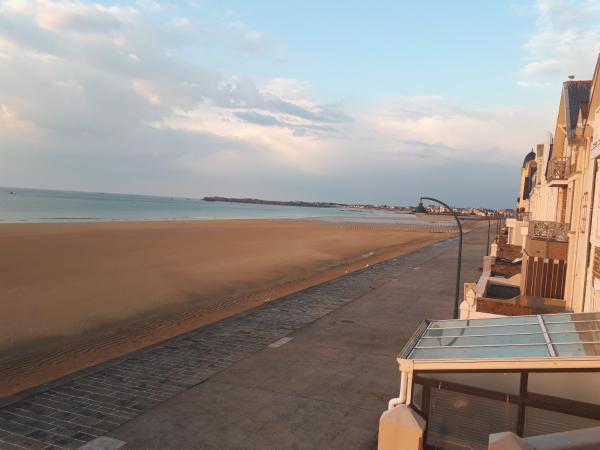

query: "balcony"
left=546, top=157, right=570, bottom=185
left=515, top=211, right=530, bottom=222
left=528, top=220, right=569, bottom=242
left=379, top=312, right=600, bottom=450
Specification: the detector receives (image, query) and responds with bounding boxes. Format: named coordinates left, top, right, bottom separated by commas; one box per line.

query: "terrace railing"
left=546, top=157, right=570, bottom=181
left=528, top=220, right=569, bottom=242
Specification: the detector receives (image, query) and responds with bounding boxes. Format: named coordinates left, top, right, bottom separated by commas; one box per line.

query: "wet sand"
left=0, top=218, right=470, bottom=397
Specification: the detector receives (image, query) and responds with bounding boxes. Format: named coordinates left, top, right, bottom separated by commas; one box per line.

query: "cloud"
left=361, top=96, right=545, bottom=161
left=521, top=59, right=564, bottom=77
left=520, top=0, right=600, bottom=84
left=0, top=0, right=554, bottom=207
left=36, top=2, right=124, bottom=34
left=234, top=111, right=284, bottom=127
left=517, top=80, right=552, bottom=88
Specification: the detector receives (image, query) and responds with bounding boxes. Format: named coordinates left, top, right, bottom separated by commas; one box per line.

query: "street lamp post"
left=416, top=197, right=463, bottom=319
left=496, top=212, right=501, bottom=241
left=486, top=215, right=492, bottom=257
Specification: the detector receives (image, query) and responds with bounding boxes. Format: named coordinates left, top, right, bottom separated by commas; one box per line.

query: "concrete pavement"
left=111, top=227, right=485, bottom=449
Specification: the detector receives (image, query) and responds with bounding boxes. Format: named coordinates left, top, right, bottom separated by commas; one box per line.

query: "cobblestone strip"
left=0, top=239, right=455, bottom=449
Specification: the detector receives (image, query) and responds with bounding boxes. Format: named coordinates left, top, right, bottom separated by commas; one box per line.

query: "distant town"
left=202, top=196, right=513, bottom=217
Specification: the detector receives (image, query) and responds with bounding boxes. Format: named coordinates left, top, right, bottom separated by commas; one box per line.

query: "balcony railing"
left=528, top=220, right=569, bottom=242
left=546, top=157, right=570, bottom=181
left=515, top=211, right=530, bottom=222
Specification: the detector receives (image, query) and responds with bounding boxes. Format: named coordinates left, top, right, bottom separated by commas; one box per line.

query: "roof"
left=399, top=312, right=600, bottom=371
left=522, top=149, right=535, bottom=168
left=563, top=80, right=592, bottom=141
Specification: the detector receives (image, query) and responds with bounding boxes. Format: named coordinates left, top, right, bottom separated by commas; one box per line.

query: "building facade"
left=489, top=57, right=600, bottom=316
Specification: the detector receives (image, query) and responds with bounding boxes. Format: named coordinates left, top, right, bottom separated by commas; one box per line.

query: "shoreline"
left=0, top=219, right=477, bottom=398
left=0, top=212, right=423, bottom=225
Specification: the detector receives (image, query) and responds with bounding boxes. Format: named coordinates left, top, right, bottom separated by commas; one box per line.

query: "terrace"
left=528, top=220, right=570, bottom=243
left=546, top=157, right=570, bottom=185
left=506, top=214, right=529, bottom=247
left=460, top=240, right=532, bottom=318
left=379, top=312, right=600, bottom=450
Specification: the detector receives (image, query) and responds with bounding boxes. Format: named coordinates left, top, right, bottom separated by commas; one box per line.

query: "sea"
left=0, top=187, right=420, bottom=224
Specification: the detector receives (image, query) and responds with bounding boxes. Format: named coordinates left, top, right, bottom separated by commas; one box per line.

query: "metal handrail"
left=528, top=220, right=569, bottom=242
left=546, top=157, right=570, bottom=181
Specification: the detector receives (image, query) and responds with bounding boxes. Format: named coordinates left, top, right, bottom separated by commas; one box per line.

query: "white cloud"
left=35, top=1, right=126, bottom=34
left=261, top=78, right=315, bottom=107
left=0, top=103, right=37, bottom=133
left=517, top=80, right=552, bottom=88
left=0, top=0, right=554, bottom=206
left=520, top=0, right=600, bottom=84
left=132, top=79, right=160, bottom=105
left=354, top=96, right=550, bottom=165
left=170, top=16, right=191, bottom=28
left=136, top=0, right=161, bottom=12
left=522, top=59, right=564, bottom=76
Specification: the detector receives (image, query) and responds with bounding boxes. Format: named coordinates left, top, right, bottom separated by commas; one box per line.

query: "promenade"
left=0, top=226, right=486, bottom=450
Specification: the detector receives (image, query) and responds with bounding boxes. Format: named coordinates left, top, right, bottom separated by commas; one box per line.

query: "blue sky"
left=0, top=0, right=599, bottom=207
left=174, top=1, right=541, bottom=105
left=221, top=1, right=526, bottom=100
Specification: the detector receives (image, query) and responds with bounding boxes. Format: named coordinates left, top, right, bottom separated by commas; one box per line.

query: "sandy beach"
left=0, top=218, right=473, bottom=397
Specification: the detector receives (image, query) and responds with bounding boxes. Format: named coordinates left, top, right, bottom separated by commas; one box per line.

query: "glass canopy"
left=403, top=312, right=600, bottom=361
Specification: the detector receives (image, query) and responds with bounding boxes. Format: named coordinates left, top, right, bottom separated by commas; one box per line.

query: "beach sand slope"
left=0, top=218, right=471, bottom=397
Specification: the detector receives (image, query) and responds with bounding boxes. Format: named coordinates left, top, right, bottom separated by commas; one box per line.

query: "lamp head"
left=414, top=201, right=427, bottom=214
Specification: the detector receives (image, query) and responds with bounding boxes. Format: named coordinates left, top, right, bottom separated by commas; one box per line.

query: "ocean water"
left=0, top=187, right=417, bottom=223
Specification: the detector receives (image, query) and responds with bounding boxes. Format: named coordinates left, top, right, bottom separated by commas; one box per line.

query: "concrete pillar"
left=520, top=226, right=528, bottom=249
left=378, top=405, right=426, bottom=450
left=460, top=284, right=477, bottom=319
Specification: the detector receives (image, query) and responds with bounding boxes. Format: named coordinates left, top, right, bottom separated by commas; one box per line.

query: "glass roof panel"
left=418, top=334, right=547, bottom=347
left=404, top=312, right=600, bottom=362
left=554, top=342, right=600, bottom=357
left=409, top=345, right=550, bottom=360
left=546, top=321, right=600, bottom=333
left=424, top=324, right=542, bottom=338
left=549, top=331, right=600, bottom=344
left=426, top=316, right=540, bottom=328
left=543, top=312, right=600, bottom=323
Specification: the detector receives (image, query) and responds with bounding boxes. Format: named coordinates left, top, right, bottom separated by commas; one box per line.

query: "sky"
left=1, top=0, right=599, bottom=208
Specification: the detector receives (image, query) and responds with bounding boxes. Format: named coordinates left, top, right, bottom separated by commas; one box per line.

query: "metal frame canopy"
left=398, top=312, right=600, bottom=372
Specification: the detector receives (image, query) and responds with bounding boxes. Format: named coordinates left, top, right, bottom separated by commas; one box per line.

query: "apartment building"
left=379, top=56, right=600, bottom=450
left=464, top=57, right=600, bottom=318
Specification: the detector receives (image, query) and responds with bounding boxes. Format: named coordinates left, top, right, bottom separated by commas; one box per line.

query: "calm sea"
left=0, top=187, right=416, bottom=223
